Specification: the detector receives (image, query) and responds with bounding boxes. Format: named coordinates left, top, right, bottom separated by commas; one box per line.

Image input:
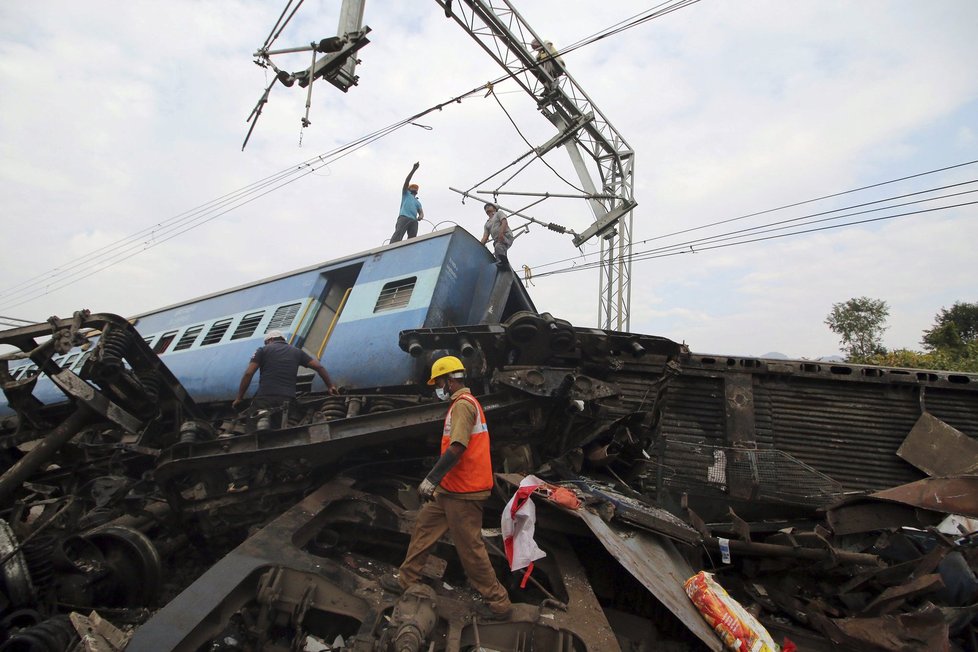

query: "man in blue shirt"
left=233, top=330, right=338, bottom=428
left=390, top=161, right=425, bottom=242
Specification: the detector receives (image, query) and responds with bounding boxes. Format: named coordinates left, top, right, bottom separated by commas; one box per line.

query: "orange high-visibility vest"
left=440, top=393, right=493, bottom=493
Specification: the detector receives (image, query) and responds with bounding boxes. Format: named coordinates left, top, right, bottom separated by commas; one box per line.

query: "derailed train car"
left=1, top=227, right=976, bottom=651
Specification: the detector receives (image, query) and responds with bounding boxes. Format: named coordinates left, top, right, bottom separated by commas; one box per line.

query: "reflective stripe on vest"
left=440, top=393, right=493, bottom=493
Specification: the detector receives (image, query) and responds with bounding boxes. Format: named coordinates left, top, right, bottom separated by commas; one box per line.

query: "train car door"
left=300, top=265, right=361, bottom=361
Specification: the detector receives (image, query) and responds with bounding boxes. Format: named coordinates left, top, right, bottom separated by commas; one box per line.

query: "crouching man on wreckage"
left=383, top=355, right=514, bottom=621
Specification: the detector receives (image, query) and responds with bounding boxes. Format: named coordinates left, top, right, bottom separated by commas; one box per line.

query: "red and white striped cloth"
left=501, top=475, right=548, bottom=575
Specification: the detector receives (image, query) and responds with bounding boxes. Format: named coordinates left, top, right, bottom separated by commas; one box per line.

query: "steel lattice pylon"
left=437, top=0, right=636, bottom=330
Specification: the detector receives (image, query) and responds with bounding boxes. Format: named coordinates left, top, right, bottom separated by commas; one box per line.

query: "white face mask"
left=435, top=386, right=450, bottom=401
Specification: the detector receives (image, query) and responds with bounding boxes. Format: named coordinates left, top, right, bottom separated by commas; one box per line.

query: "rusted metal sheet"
left=826, top=500, right=944, bottom=536
left=897, top=412, right=978, bottom=476
left=723, top=373, right=756, bottom=500
left=867, top=476, right=978, bottom=517
left=756, top=380, right=923, bottom=492
left=576, top=481, right=702, bottom=544
left=810, top=605, right=950, bottom=652
left=670, top=355, right=978, bottom=494
left=576, top=508, right=723, bottom=651
left=861, top=573, right=945, bottom=616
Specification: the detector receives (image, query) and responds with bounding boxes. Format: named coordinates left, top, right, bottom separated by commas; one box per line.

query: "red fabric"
left=501, top=476, right=548, bottom=573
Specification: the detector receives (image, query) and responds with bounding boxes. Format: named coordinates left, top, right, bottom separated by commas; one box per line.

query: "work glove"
left=418, top=478, right=436, bottom=501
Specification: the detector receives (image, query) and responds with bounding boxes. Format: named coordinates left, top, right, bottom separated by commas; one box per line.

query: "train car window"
left=153, top=331, right=178, bottom=354
left=142, top=336, right=155, bottom=347
left=201, top=318, right=233, bottom=346
left=174, top=325, right=204, bottom=352
left=266, top=303, right=301, bottom=332
left=231, top=311, right=265, bottom=340
left=374, top=277, right=416, bottom=313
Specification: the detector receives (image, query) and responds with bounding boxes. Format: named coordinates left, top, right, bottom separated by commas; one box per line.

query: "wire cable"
left=641, top=158, right=978, bottom=245
left=528, top=165, right=978, bottom=271
left=532, top=199, right=977, bottom=278
left=0, top=80, right=500, bottom=311
left=487, top=88, right=587, bottom=194
left=3, top=1, right=707, bottom=309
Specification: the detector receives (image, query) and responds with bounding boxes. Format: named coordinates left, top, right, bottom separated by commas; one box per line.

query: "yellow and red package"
left=684, top=571, right=780, bottom=652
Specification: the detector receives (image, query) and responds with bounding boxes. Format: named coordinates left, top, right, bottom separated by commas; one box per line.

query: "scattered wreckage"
left=1, top=308, right=976, bottom=651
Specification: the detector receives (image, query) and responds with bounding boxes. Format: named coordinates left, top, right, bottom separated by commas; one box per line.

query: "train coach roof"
left=130, top=226, right=474, bottom=320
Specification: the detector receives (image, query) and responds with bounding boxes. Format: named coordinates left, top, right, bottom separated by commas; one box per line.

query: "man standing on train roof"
left=480, top=202, right=514, bottom=268
left=384, top=356, right=513, bottom=621
left=232, top=330, right=338, bottom=423
left=390, top=161, right=425, bottom=243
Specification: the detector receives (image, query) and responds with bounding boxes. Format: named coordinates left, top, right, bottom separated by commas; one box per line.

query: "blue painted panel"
left=322, top=307, right=430, bottom=389
left=136, top=271, right=322, bottom=333
left=340, top=267, right=441, bottom=323
left=0, top=227, right=518, bottom=415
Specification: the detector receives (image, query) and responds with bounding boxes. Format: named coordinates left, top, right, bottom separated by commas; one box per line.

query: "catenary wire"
left=634, top=185, right=978, bottom=255
left=531, top=200, right=977, bottom=278
left=0, top=81, right=498, bottom=310
left=1, top=2, right=706, bottom=308
left=639, top=158, right=978, bottom=245
left=528, top=164, right=978, bottom=271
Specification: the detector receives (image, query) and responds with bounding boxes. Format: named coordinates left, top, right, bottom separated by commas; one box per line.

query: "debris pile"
left=0, top=312, right=976, bottom=651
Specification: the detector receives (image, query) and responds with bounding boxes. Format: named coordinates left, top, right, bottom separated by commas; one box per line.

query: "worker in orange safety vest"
left=385, top=356, right=513, bottom=621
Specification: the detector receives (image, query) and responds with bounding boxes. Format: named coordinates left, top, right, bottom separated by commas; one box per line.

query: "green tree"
left=863, top=342, right=978, bottom=373
left=825, top=297, right=889, bottom=361
left=922, top=302, right=978, bottom=352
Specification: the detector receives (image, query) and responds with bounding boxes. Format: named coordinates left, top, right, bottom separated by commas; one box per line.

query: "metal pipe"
left=0, top=497, right=74, bottom=568
left=0, top=406, right=92, bottom=507
left=257, top=44, right=317, bottom=56
left=449, top=187, right=581, bottom=238
left=703, top=537, right=882, bottom=566
left=302, top=46, right=317, bottom=126
left=476, top=189, right=617, bottom=200
left=483, top=537, right=564, bottom=605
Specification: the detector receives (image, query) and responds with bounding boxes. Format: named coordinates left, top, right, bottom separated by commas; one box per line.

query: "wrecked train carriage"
left=1, top=226, right=536, bottom=416
left=129, top=320, right=978, bottom=651
left=0, top=228, right=708, bottom=650
left=1, top=226, right=977, bottom=650
left=655, top=351, right=978, bottom=521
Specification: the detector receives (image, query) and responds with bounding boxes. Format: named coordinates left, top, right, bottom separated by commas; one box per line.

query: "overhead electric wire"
left=0, top=0, right=844, bottom=312
left=0, top=315, right=35, bottom=324
left=640, top=158, right=978, bottom=244
left=586, top=200, right=977, bottom=273
left=556, top=0, right=703, bottom=58
left=484, top=89, right=587, bottom=195
left=528, top=162, right=978, bottom=272
left=3, top=2, right=705, bottom=310
left=460, top=0, right=704, bottom=200
left=637, top=188, right=978, bottom=257
left=261, top=0, right=304, bottom=52
left=634, top=185, right=978, bottom=255
left=530, top=195, right=976, bottom=279
left=0, top=80, right=503, bottom=311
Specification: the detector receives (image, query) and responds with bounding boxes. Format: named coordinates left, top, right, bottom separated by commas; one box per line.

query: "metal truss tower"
left=435, top=0, right=636, bottom=331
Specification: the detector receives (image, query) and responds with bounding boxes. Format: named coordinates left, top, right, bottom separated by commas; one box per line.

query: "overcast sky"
left=1, top=1, right=976, bottom=359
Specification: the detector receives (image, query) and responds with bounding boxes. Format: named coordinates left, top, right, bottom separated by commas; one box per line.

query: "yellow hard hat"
left=428, top=355, right=465, bottom=385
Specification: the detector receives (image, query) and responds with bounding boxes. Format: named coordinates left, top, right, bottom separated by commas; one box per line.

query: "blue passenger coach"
left=1, top=227, right=535, bottom=414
